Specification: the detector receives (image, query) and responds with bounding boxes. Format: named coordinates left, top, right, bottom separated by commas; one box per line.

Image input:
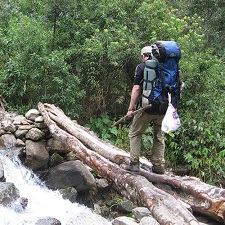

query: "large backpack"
left=140, top=40, right=181, bottom=115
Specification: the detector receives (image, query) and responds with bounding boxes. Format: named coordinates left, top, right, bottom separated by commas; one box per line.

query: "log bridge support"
left=38, top=102, right=225, bottom=225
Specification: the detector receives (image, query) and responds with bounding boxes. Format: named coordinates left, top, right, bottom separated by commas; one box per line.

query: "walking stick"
left=113, top=104, right=152, bottom=126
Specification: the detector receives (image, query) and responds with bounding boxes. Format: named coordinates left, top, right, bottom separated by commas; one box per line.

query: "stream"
left=0, top=149, right=111, bottom=225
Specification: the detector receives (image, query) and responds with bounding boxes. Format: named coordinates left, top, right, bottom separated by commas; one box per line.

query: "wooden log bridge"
left=38, top=102, right=225, bottom=225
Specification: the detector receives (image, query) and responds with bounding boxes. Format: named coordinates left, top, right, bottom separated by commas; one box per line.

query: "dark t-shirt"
left=134, top=62, right=145, bottom=85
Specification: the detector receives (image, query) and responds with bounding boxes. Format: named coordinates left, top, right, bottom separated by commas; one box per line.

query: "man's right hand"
left=127, top=110, right=133, bottom=117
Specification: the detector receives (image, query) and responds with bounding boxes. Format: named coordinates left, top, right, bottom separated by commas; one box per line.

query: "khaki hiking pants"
left=129, top=111, right=165, bottom=167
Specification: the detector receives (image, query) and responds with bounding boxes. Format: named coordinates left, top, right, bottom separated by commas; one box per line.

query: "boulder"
left=1, top=117, right=16, bottom=133
left=35, top=116, right=44, bottom=123
left=0, top=129, right=6, bottom=136
left=26, top=128, right=45, bottom=141
left=49, top=152, right=64, bottom=167
left=18, top=124, right=35, bottom=130
left=35, top=217, right=61, bottom=225
left=47, top=138, right=70, bottom=154
left=0, top=182, right=20, bottom=206
left=44, top=160, right=96, bottom=192
left=0, top=134, right=17, bottom=148
left=96, top=178, right=111, bottom=192
left=25, top=140, right=49, bottom=170
left=15, top=139, right=25, bottom=147
left=132, top=207, right=152, bottom=222
left=34, top=122, right=48, bottom=129
left=25, top=109, right=40, bottom=121
left=117, top=199, right=135, bottom=214
left=58, top=187, right=78, bottom=203
left=140, top=217, right=160, bottom=225
left=66, top=212, right=111, bottom=225
left=112, top=216, right=138, bottom=225
left=15, top=129, right=29, bottom=139
left=13, top=115, right=29, bottom=125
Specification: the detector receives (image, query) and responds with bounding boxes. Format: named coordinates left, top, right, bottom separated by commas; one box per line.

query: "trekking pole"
left=113, top=104, right=152, bottom=127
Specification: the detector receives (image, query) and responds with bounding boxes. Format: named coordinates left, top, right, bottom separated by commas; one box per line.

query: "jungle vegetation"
left=0, top=0, right=225, bottom=185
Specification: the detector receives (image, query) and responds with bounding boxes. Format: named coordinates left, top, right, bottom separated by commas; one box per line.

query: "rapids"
left=0, top=149, right=111, bottom=225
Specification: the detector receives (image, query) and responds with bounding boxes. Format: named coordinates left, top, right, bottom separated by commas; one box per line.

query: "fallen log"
left=42, top=103, right=152, bottom=167
left=38, top=102, right=199, bottom=225
left=38, top=102, right=225, bottom=224
left=140, top=171, right=225, bottom=224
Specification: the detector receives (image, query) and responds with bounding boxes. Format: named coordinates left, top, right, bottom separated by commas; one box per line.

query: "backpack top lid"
left=152, top=41, right=181, bottom=62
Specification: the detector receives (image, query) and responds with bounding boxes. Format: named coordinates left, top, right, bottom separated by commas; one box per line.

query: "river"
left=0, top=149, right=111, bottom=225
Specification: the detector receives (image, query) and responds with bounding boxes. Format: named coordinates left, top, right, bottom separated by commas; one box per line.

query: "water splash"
left=0, top=149, right=111, bottom=225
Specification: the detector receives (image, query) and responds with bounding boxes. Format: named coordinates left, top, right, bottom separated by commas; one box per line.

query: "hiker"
left=125, top=46, right=166, bottom=174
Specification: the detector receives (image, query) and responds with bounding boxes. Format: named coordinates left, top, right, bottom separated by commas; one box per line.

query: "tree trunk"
left=38, top=102, right=225, bottom=224
left=140, top=170, right=225, bottom=223
left=42, top=103, right=153, bottom=167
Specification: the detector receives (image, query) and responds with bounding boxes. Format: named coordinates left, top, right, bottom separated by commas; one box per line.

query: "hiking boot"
left=124, top=162, right=140, bottom=172
left=152, top=165, right=165, bottom=174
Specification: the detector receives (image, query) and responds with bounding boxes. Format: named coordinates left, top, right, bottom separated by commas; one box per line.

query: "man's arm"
left=127, top=84, right=141, bottom=117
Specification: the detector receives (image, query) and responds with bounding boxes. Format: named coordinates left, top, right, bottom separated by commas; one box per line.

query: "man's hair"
left=143, top=53, right=151, bottom=58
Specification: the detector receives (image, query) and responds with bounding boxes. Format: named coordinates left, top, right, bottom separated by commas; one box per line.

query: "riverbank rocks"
left=26, top=127, right=45, bottom=141
left=112, top=207, right=160, bottom=225
left=0, top=182, right=20, bottom=206
left=25, top=140, right=49, bottom=170
left=44, top=160, right=96, bottom=192
left=0, top=134, right=17, bottom=148
left=35, top=217, right=61, bottom=225
left=66, top=211, right=111, bottom=225
left=59, top=187, right=78, bottom=203
left=132, top=207, right=152, bottom=222
left=47, top=138, right=70, bottom=154
left=25, top=109, right=41, bottom=121
left=112, top=216, right=138, bottom=225
left=0, top=160, right=5, bottom=182
left=0, top=108, right=97, bottom=203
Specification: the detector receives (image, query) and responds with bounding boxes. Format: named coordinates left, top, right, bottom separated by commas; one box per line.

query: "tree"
left=0, top=0, right=85, bottom=116
left=167, top=0, right=225, bottom=55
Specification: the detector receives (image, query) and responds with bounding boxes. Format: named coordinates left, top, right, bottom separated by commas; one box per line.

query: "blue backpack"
left=141, top=41, right=181, bottom=114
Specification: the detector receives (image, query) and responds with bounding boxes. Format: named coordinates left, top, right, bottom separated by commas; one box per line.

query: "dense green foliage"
left=169, top=0, right=225, bottom=55
left=0, top=0, right=225, bottom=185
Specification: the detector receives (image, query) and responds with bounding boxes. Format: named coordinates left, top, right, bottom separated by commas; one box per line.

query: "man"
left=125, top=46, right=166, bottom=174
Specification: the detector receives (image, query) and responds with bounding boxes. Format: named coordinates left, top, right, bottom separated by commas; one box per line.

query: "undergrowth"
left=85, top=113, right=225, bottom=187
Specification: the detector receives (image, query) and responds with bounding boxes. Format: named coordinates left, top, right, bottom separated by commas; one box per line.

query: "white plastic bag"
left=161, top=94, right=181, bottom=133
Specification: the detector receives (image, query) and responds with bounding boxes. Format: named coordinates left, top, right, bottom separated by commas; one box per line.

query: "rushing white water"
left=0, top=149, right=111, bottom=225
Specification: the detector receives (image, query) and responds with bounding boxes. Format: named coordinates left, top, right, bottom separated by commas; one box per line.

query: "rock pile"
left=0, top=109, right=99, bottom=197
